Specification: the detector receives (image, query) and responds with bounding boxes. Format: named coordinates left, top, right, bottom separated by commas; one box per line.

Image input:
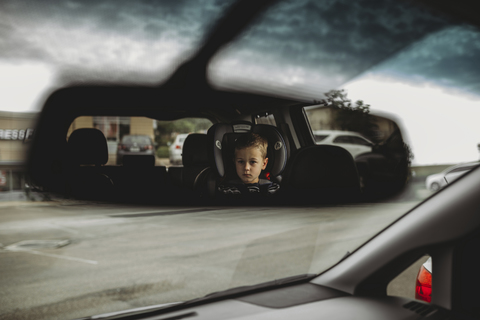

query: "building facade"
left=0, top=111, right=37, bottom=192
left=0, top=112, right=154, bottom=192
left=68, top=116, right=155, bottom=165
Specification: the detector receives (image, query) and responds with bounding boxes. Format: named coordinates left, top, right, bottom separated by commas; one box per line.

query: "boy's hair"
left=234, top=133, right=268, bottom=159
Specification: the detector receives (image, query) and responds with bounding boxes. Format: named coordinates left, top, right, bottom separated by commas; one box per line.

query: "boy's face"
left=234, top=146, right=268, bottom=184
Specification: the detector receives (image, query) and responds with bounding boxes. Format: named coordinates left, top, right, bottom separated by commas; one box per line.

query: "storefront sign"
left=0, top=128, right=34, bottom=142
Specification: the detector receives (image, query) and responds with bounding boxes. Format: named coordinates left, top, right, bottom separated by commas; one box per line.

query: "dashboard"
left=88, top=282, right=453, bottom=320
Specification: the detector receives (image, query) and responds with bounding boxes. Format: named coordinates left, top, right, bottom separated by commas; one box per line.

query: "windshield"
left=210, top=0, right=480, bottom=165
left=1, top=1, right=480, bottom=320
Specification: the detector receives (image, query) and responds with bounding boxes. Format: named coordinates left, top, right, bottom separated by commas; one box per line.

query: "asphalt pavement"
left=0, top=182, right=432, bottom=320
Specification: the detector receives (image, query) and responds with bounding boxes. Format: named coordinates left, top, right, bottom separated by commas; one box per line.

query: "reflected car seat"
left=117, top=149, right=167, bottom=201
left=65, top=128, right=114, bottom=200
left=206, top=122, right=287, bottom=196
left=281, top=145, right=361, bottom=203
left=169, top=133, right=211, bottom=191
left=182, top=133, right=211, bottom=190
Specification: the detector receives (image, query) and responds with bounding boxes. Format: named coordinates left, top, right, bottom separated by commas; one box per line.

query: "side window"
left=333, top=135, right=371, bottom=146
left=314, top=134, right=329, bottom=142
left=387, top=255, right=431, bottom=303
left=68, top=116, right=212, bottom=166
left=157, top=118, right=212, bottom=166
left=333, top=136, right=353, bottom=144
left=350, top=136, right=371, bottom=146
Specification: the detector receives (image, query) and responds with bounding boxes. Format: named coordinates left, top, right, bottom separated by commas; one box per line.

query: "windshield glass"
left=210, top=0, right=480, bottom=166
left=1, top=1, right=480, bottom=319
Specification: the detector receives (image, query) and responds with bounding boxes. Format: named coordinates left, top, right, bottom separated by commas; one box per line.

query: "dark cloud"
left=0, top=22, right=51, bottom=61
left=374, top=26, right=480, bottom=95
left=2, top=0, right=480, bottom=104
left=209, top=0, right=480, bottom=100
left=228, top=0, right=449, bottom=75
left=0, top=0, right=240, bottom=98
left=0, top=0, right=233, bottom=65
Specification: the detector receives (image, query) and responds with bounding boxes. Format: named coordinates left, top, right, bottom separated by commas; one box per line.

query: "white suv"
left=169, top=133, right=189, bottom=165
left=426, top=161, right=480, bottom=191
left=313, top=130, right=374, bottom=159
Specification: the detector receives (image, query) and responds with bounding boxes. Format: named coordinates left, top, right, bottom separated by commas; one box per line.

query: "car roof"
left=443, top=161, right=480, bottom=172
left=313, top=130, right=373, bottom=142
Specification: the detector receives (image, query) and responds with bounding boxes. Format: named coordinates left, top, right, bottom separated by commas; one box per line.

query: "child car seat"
left=206, top=121, right=287, bottom=196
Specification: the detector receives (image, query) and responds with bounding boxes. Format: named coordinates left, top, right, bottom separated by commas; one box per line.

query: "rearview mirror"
left=305, top=93, right=412, bottom=199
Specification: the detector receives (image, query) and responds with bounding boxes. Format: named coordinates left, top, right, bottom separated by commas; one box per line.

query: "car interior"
left=28, top=105, right=409, bottom=205
left=16, top=0, right=480, bottom=319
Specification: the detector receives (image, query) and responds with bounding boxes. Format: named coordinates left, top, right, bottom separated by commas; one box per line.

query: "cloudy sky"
left=0, top=0, right=232, bottom=109
left=1, top=0, right=480, bottom=165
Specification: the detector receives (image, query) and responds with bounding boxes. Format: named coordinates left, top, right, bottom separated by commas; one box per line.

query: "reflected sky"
left=0, top=0, right=479, bottom=165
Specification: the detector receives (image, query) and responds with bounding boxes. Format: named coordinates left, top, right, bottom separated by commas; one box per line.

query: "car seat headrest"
left=207, top=123, right=234, bottom=177
left=207, top=122, right=287, bottom=179
left=67, top=128, right=108, bottom=165
left=284, top=145, right=360, bottom=189
left=183, top=133, right=209, bottom=167
left=252, top=124, right=287, bottom=179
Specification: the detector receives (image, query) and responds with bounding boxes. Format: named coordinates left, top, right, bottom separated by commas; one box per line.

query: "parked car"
left=4, top=0, right=480, bottom=320
left=313, top=130, right=374, bottom=159
left=116, top=134, right=155, bottom=165
left=169, top=133, right=189, bottom=165
left=425, top=161, right=480, bottom=191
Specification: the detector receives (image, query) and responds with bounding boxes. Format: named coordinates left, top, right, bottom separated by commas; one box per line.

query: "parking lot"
left=0, top=191, right=427, bottom=320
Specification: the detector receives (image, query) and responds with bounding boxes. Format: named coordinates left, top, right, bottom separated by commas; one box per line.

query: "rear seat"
left=281, top=145, right=361, bottom=203
left=64, top=128, right=115, bottom=200
left=110, top=155, right=167, bottom=201
left=168, top=133, right=211, bottom=199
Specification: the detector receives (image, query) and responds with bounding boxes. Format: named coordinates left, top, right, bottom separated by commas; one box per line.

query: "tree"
left=155, top=118, right=212, bottom=146
left=320, top=89, right=378, bottom=140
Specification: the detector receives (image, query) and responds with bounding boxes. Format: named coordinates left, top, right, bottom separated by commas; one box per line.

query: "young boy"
left=217, top=133, right=280, bottom=196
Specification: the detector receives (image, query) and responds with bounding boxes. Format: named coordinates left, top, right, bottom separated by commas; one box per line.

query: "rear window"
left=333, top=135, right=371, bottom=146
left=67, top=116, right=212, bottom=166
left=122, top=136, right=151, bottom=144
left=254, top=112, right=276, bottom=126
left=314, top=134, right=329, bottom=142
